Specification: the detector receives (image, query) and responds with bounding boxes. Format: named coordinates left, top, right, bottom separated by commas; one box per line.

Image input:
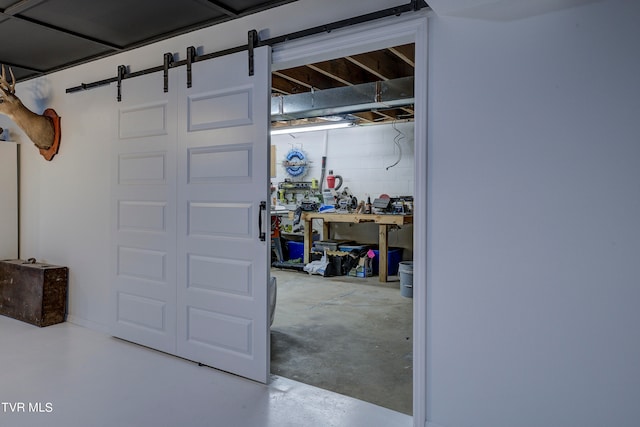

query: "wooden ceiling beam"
left=305, top=64, right=351, bottom=87
left=273, top=66, right=340, bottom=91
left=345, top=48, right=413, bottom=81
left=388, top=43, right=415, bottom=67
left=305, top=57, right=377, bottom=86
left=272, top=74, right=306, bottom=95
left=352, top=112, right=380, bottom=123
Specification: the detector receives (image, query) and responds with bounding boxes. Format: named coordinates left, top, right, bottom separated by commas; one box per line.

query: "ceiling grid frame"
left=0, top=0, right=298, bottom=80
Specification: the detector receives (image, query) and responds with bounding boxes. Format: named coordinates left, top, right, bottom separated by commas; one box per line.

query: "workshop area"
left=268, top=110, right=415, bottom=414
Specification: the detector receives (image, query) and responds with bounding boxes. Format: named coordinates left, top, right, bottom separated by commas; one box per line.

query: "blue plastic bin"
left=371, top=248, right=403, bottom=276
left=286, top=241, right=304, bottom=261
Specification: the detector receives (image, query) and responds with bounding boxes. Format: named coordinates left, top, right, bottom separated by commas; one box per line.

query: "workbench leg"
left=323, top=221, right=331, bottom=241
left=304, top=219, right=312, bottom=264
left=379, top=225, right=388, bottom=282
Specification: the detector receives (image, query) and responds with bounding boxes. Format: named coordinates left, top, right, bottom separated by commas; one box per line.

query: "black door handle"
left=259, top=201, right=266, bottom=241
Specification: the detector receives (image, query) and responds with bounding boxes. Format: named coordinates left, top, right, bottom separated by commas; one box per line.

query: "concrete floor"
left=0, top=315, right=412, bottom=427
left=270, top=268, right=413, bottom=415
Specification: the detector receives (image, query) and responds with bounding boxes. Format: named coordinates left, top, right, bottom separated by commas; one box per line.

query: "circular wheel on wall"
left=282, top=148, right=310, bottom=178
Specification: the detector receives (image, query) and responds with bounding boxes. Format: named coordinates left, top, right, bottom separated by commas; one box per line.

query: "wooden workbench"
left=301, top=212, right=413, bottom=282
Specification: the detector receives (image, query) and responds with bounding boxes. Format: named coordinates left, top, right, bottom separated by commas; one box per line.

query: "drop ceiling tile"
left=0, top=0, right=295, bottom=79
left=19, top=0, right=227, bottom=48
left=0, top=18, right=112, bottom=71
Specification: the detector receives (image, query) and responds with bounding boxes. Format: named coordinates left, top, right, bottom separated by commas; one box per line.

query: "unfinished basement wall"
left=13, top=0, right=414, bottom=331
left=426, top=1, right=640, bottom=426
left=271, top=122, right=415, bottom=257
left=272, top=123, right=415, bottom=200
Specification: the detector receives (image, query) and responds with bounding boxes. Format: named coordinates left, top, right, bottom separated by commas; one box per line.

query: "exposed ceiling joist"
left=389, top=45, right=415, bottom=67
left=345, top=49, right=413, bottom=81
left=307, top=58, right=378, bottom=87
left=271, top=43, right=416, bottom=126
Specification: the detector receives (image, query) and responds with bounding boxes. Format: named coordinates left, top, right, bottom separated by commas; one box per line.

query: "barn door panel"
left=110, top=70, right=178, bottom=354
left=176, top=46, right=272, bottom=383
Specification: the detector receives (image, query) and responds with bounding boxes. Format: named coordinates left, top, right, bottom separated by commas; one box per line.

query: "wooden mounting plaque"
left=39, top=108, right=61, bottom=161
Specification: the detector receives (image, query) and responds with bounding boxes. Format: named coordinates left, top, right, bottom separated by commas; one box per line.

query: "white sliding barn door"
left=111, top=46, right=271, bottom=384
left=110, top=70, right=178, bottom=354
left=176, top=47, right=271, bottom=383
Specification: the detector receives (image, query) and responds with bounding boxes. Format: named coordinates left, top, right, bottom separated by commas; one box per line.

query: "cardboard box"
left=349, top=256, right=372, bottom=278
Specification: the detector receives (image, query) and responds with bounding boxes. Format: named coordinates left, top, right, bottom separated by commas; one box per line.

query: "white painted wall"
left=0, top=141, right=18, bottom=259
left=427, top=0, right=640, bottom=426
left=13, top=0, right=411, bottom=330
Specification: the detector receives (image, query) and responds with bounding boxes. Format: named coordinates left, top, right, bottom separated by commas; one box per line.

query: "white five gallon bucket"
left=398, top=261, right=413, bottom=298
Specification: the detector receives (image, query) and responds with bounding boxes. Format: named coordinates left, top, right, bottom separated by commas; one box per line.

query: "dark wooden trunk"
left=0, top=259, right=68, bottom=327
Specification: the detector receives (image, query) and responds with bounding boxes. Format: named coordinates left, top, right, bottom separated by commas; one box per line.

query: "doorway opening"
left=268, top=42, right=415, bottom=415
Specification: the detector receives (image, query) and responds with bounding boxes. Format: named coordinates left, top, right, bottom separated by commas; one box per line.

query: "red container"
left=326, top=170, right=342, bottom=190
left=326, top=171, right=336, bottom=189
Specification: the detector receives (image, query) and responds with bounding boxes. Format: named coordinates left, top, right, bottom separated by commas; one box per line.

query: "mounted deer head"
left=0, top=65, right=61, bottom=161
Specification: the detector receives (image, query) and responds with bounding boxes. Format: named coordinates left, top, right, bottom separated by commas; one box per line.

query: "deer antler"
left=0, top=65, right=16, bottom=95
left=0, top=64, right=61, bottom=160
